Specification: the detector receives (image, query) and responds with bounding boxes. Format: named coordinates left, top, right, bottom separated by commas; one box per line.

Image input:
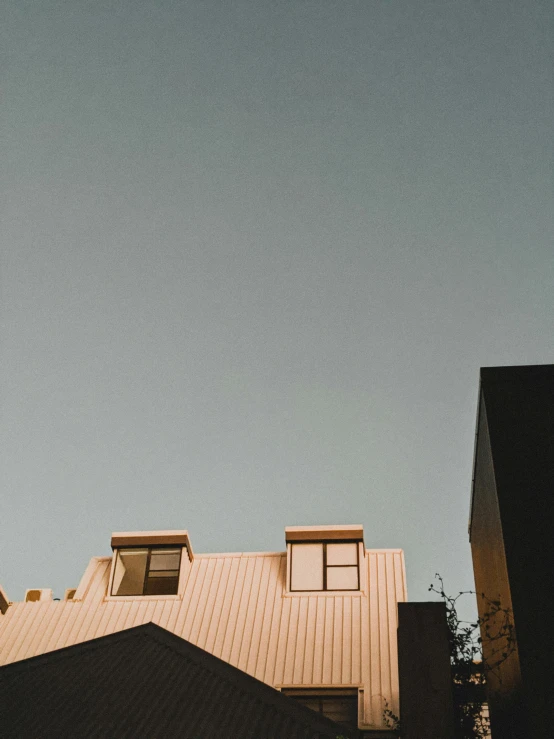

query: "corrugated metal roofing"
left=0, top=548, right=406, bottom=730
left=0, top=622, right=359, bottom=739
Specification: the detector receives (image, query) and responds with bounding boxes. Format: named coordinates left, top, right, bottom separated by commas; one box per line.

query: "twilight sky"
left=2, top=0, right=553, bottom=611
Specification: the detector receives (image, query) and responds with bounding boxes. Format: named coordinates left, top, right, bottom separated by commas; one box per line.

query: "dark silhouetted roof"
left=0, top=622, right=358, bottom=739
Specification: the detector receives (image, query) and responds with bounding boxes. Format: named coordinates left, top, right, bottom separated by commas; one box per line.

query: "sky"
left=1, top=0, right=553, bottom=615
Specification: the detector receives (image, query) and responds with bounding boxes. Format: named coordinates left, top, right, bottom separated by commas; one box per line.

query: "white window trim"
left=286, top=541, right=366, bottom=595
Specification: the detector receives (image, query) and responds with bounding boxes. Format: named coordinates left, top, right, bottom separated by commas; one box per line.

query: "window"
left=282, top=689, right=358, bottom=730
left=289, top=541, right=360, bottom=591
left=111, top=546, right=182, bottom=596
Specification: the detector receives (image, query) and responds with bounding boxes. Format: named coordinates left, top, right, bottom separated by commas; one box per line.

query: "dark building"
left=469, top=364, right=554, bottom=739
left=0, top=622, right=357, bottom=739
left=397, top=602, right=455, bottom=739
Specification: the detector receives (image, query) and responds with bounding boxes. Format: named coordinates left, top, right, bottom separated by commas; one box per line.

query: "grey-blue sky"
left=2, top=0, right=553, bottom=613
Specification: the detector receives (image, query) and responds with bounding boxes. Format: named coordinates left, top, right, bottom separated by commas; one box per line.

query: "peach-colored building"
left=0, top=524, right=406, bottom=735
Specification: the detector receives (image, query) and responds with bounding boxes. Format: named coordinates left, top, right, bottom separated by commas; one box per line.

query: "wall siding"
left=0, top=548, right=406, bottom=730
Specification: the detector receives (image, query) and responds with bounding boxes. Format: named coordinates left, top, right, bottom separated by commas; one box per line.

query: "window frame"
left=109, top=545, right=185, bottom=598
left=289, top=539, right=361, bottom=593
left=280, top=687, right=360, bottom=730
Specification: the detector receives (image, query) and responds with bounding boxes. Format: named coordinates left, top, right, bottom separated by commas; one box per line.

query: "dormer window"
left=286, top=525, right=364, bottom=593
left=112, top=547, right=182, bottom=596
left=109, top=530, right=193, bottom=598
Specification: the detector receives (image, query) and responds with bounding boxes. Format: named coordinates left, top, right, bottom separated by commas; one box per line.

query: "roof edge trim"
left=111, top=530, right=193, bottom=558
left=285, top=524, right=364, bottom=542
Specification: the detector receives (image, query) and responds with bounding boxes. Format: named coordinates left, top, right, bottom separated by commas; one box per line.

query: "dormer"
left=0, top=584, right=9, bottom=614
left=285, top=525, right=364, bottom=593
left=109, top=530, right=193, bottom=599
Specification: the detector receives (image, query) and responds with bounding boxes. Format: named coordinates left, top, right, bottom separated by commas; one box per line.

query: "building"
left=0, top=524, right=406, bottom=736
left=469, top=364, right=554, bottom=738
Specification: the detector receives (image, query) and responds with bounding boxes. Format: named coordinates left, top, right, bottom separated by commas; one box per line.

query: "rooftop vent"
left=25, top=588, right=53, bottom=603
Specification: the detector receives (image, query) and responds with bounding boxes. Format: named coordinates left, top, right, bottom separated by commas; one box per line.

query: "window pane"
left=326, top=542, right=357, bottom=566
left=146, top=570, right=179, bottom=578
left=282, top=691, right=358, bottom=729
left=112, top=549, right=148, bottom=595
left=290, top=543, right=323, bottom=591
left=292, top=697, right=322, bottom=713
left=326, top=565, right=358, bottom=590
left=148, top=548, right=181, bottom=571
left=144, top=575, right=179, bottom=595
left=320, top=696, right=358, bottom=727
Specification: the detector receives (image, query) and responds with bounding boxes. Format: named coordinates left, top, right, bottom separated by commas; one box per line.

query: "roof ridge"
left=0, top=622, right=358, bottom=737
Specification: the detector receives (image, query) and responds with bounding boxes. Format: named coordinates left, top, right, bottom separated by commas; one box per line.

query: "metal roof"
left=0, top=547, right=406, bottom=730
left=0, top=622, right=358, bottom=738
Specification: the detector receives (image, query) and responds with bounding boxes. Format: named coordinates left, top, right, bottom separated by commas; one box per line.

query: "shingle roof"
left=0, top=622, right=359, bottom=739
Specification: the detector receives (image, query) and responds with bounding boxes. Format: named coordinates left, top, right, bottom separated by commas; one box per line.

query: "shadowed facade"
left=470, top=365, right=554, bottom=738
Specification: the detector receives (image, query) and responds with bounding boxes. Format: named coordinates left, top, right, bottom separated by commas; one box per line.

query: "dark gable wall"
left=0, top=623, right=357, bottom=739
left=470, top=366, right=554, bottom=738
left=470, top=392, right=524, bottom=736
